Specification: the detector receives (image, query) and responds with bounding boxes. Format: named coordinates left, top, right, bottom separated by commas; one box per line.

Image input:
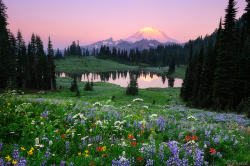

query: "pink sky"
left=4, top=0, right=247, bottom=49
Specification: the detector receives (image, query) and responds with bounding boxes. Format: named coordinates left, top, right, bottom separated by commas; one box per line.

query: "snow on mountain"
left=83, top=27, right=178, bottom=51
left=126, top=27, right=178, bottom=43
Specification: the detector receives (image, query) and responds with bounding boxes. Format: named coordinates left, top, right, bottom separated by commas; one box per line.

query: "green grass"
left=55, top=57, right=138, bottom=73
left=24, top=77, right=183, bottom=106
left=169, top=65, right=186, bottom=79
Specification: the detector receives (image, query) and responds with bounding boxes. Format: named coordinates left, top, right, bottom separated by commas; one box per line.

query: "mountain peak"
left=139, top=27, right=161, bottom=34
left=126, top=27, right=177, bottom=43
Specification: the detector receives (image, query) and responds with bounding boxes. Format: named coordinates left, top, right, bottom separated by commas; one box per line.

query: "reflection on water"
left=58, top=71, right=183, bottom=89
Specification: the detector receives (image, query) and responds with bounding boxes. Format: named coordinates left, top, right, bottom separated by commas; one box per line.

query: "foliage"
left=84, top=82, right=93, bottom=91
left=0, top=92, right=249, bottom=165
left=126, top=76, right=138, bottom=96
left=181, top=0, right=250, bottom=112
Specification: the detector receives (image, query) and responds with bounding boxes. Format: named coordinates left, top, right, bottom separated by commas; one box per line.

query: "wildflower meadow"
left=0, top=91, right=249, bottom=166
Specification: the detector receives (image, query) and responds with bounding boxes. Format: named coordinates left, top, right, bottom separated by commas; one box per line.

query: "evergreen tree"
left=198, top=40, right=216, bottom=106
left=16, top=31, right=27, bottom=88
left=0, top=0, right=12, bottom=89
left=168, top=56, right=176, bottom=74
left=126, top=75, right=138, bottom=96
left=191, top=46, right=204, bottom=105
left=55, top=49, right=63, bottom=59
left=70, top=77, right=78, bottom=92
left=27, top=34, right=37, bottom=89
left=213, top=0, right=237, bottom=109
left=181, top=43, right=194, bottom=101
left=47, top=37, right=56, bottom=90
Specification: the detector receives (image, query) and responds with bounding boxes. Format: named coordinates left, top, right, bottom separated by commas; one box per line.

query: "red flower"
left=132, top=142, right=137, bottom=147
left=92, top=123, right=96, bottom=127
left=102, top=153, right=107, bottom=158
left=57, top=129, right=60, bottom=133
left=185, top=136, right=191, bottom=141
left=61, top=134, right=66, bottom=138
left=89, top=161, right=95, bottom=166
left=128, top=134, right=134, bottom=140
left=97, top=146, right=102, bottom=151
left=137, top=157, right=143, bottom=162
left=192, top=136, right=198, bottom=140
left=209, top=148, right=216, bottom=154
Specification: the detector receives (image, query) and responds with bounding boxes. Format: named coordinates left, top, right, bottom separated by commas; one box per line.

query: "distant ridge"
left=83, top=27, right=178, bottom=51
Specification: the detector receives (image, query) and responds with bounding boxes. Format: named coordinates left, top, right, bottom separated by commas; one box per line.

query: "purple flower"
left=60, top=161, right=66, bottom=166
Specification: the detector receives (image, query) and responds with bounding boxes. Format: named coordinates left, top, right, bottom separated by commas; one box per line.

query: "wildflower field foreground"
left=0, top=91, right=249, bottom=166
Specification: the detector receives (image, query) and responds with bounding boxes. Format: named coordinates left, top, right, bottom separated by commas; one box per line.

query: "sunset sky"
left=4, top=0, right=247, bottom=49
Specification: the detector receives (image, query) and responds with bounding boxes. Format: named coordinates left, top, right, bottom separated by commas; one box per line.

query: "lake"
left=58, top=71, right=183, bottom=89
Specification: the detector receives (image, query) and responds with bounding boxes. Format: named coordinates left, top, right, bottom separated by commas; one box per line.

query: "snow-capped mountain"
left=126, top=27, right=178, bottom=43
left=83, top=27, right=178, bottom=51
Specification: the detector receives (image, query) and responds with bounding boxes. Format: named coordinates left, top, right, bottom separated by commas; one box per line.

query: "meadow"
left=0, top=77, right=249, bottom=166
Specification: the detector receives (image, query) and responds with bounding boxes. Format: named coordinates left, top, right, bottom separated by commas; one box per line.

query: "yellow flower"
left=102, top=146, right=106, bottom=151
left=78, top=152, right=82, bottom=156
left=85, top=154, right=89, bottom=157
left=40, top=116, right=43, bottom=119
left=85, top=150, right=89, bottom=154
left=8, top=103, right=11, bottom=106
left=12, top=160, right=18, bottom=165
left=27, top=150, right=33, bottom=155
left=21, top=147, right=26, bottom=151
left=5, top=155, right=11, bottom=162
left=30, top=147, right=34, bottom=151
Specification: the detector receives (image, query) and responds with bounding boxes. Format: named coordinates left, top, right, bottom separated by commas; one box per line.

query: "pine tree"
left=16, top=31, right=27, bottom=88
left=198, top=40, right=216, bottom=106
left=7, top=33, right=17, bottom=89
left=168, top=56, right=176, bottom=74
left=126, top=75, right=138, bottom=96
left=191, top=46, right=204, bottom=105
left=70, top=77, right=78, bottom=92
left=213, top=0, right=237, bottom=109
left=181, top=43, right=194, bottom=101
left=0, top=0, right=12, bottom=89
left=47, top=37, right=56, bottom=90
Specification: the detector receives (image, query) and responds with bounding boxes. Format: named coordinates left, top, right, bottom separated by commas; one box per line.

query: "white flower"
left=133, top=98, right=144, bottom=102
left=49, top=140, right=53, bottom=146
left=139, top=120, right=147, bottom=126
left=96, top=120, right=102, bottom=126
left=35, top=138, right=39, bottom=145
left=93, top=102, right=102, bottom=107
left=187, top=116, right=197, bottom=121
left=120, top=156, right=127, bottom=163
left=149, top=114, right=158, bottom=121
left=143, top=106, right=149, bottom=109
left=31, top=120, right=35, bottom=125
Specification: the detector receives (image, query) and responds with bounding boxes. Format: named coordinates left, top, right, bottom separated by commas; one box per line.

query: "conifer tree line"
left=96, top=45, right=188, bottom=67
left=181, top=0, right=250, bottom=112
left=64, top=42, right=189, bottom=67
left=0, top=0, right=56, bottom=90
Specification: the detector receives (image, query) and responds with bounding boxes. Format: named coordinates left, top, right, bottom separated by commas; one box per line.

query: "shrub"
left=70, top=77, right=78, bottom=92
left=126, top=76, right=138, bottom=96
left=84, top=81, right=93, bottom=91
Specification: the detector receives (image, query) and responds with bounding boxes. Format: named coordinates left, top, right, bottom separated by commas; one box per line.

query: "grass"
left=24, top=77, right=182, bottom=106
left=169, top=65, right=186, bottom=79
left=55, top=57, right=138, bottom=73
left=0, top=83, right=249, bottom=165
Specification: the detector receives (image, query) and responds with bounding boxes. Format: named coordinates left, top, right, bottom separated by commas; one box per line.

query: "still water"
left=58, top=71, right=183, bottom=89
